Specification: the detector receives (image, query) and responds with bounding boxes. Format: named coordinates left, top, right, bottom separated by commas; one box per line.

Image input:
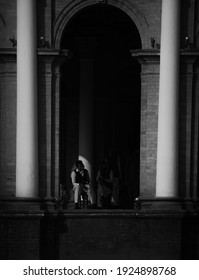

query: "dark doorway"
left=60, top=4, right=141, bottom=208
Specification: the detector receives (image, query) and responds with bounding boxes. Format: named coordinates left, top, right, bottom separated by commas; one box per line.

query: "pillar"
left=156, top=0, right=180, bottom=197
left=78, top=58, right=94, bottom=183
left=16, top=0, right=38, bottom=197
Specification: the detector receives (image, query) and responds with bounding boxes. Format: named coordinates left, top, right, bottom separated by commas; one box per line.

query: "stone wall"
left=0, top=211, right=198, bottom=260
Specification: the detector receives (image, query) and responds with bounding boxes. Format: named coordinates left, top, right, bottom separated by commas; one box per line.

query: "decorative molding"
left=130, top=49, right=160, bottom=65
left=0, top=48, right=73, bottom=62
left=53, top=0, right=149, bottom=48
left=139, top=197, right=198, bottom=214
left=98, top=0, right=108, bottom=4
left=131, top=48, right=199, bottom=64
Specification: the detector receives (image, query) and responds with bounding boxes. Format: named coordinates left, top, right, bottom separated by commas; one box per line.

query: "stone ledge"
left=0, top=197, right=55, bottom=213
left=0, top=197, right=198, bottom=217
left=0, top=48, right=73, bottom=62
left=139, top=197, right=199, bottom=214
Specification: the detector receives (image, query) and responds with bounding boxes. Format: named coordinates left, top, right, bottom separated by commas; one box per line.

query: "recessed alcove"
left=59, top=4, right=142, bottom=208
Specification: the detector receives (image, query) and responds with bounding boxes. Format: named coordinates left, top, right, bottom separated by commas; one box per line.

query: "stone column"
left=156, top=0, right=180, bottom=197
left=16, top=0, right=38, bottom=197
left=78, top=58, right=94, bottom=184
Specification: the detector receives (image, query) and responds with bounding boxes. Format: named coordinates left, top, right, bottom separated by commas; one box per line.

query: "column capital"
left=180, top=49, right=199, bottom=73
left=131, top=49, right=160, bottom=74
left=130, top=49, right=160, bottom=64
left=0, top=48, right=16, bottom=62
left=0, top=49, right=16, bottom=75
left=37, top=48, right=72, bottom=65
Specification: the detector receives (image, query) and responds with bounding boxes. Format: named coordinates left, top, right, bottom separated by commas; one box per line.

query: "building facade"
left=0, top=0, right=199, bottom=259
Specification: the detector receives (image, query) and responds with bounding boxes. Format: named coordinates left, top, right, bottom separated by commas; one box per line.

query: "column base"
left=0, top=197, right=58, bottom=213
left=138, top=197, right=198, bottom=214
left=0, top=197, right=43, bottom=213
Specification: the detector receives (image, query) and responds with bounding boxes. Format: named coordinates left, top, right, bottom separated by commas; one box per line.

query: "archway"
left=59, top=4, right=141, bottom=208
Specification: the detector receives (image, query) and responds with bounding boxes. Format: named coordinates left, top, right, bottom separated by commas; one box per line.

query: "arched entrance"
left=59, top=4, right=141, bottom=208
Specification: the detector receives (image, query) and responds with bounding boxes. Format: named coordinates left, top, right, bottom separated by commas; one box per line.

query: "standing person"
left=71, top=160, right=95, bottom=209
left=105, top=148, right=121, bottom=208
left=96, top=160, right=113, bottom=208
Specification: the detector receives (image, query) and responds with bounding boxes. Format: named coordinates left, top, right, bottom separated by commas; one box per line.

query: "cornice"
left=131, top=48, right=199, bottom=62
left=130, top=49, right=160, bottom=64
left=0, top=48, right=72, bottom=63
left=131, top=48, right=199, bottom=70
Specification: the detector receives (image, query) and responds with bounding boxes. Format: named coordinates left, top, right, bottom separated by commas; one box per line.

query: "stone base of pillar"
left=0, top=197, right=58, bottom=213
left=138, top=198, right=198, bottom=214
left=0, top=197, right=43, bottom=213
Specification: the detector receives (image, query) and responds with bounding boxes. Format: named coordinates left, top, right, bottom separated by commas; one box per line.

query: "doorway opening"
left=59, top=4, right=141, bottom=208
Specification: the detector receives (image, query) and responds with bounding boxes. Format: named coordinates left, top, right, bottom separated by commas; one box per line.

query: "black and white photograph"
left=0, top=0, right=199, bottom=265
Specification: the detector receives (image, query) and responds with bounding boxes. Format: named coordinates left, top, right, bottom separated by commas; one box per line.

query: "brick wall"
left=1, top=212, right=198, bottom=260
left=58, top=214, right=183, bottom=260
left=139, top=54, right=159, bottom=197
left=179, top=58, right=195, bottom=198
left=0, top=0, right=16, bottom=48
left=37, top=59, right=52, bottom=198
left=0, top=58, right=16, bottom=196
left=52, top=0, right=161, bottom=49
left=0, top=0, right=17, bottom=195
left=191, top=61, right=199, bottom=198
left=0, top=216, right=41, bottom=259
